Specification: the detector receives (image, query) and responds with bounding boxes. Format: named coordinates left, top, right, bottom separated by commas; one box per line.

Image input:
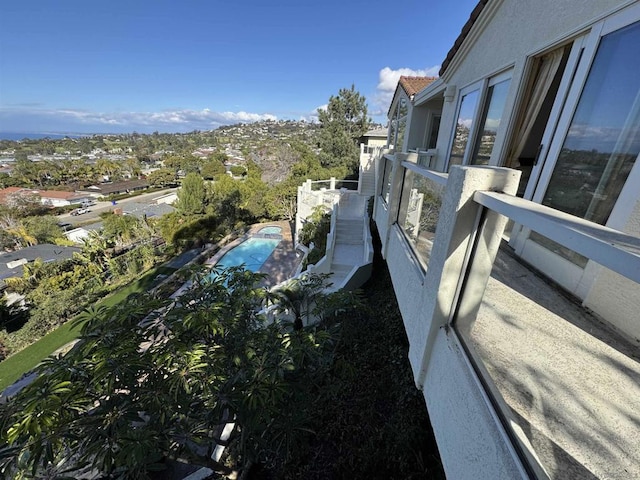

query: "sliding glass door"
left=513, top=7, right=640, bottom=295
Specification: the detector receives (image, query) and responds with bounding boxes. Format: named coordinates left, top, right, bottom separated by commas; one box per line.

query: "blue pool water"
left=258, top=226, right=282, bottom=235
left=214, top=237, right=280, bottom=272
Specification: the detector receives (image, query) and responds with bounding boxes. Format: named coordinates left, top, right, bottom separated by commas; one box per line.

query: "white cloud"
left=299, top=104, right=327, bottom=123
left=0, top=106, right=278, bottom=133
left=372, top=66, right=440, bottom=117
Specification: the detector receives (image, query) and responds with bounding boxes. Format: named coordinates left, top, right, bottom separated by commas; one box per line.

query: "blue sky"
left=0, top=0, right=479, bottom=135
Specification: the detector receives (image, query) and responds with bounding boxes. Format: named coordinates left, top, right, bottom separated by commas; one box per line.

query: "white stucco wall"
left=441, top=0, right=627, bottom=88
left=366, top=137, right=387, bottom=148
left=424, top=330, right=527, bottom=480
left=385, top=226, right=429, bottom=371
left=374, top=161, right=529, bottom=478
left=381, top=202, right=528, bottom=480
left=585, top=269, right=640, bottom=343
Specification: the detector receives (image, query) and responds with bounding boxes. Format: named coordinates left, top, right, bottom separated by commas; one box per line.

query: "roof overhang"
left=439, top=0, right=500, bottom=81
left=414, top=78, right=446, bottom=106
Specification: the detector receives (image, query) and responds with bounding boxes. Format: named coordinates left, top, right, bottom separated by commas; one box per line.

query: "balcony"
left=373, top=154, right=640, bottom=479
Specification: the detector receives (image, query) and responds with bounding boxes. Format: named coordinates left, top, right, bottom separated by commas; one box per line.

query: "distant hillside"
left=0, top=120, right=322, bottom=187
left=214, top=120, right=321, bottom=185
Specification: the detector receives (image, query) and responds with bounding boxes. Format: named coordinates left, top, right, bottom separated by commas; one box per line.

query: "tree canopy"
left=0, top=269, right=355, bottom=478
left=175, top=172, right=206, bottom=215
left=146, top=168, right=177, bottom=187
left=317, top=85, right=371, bottom=172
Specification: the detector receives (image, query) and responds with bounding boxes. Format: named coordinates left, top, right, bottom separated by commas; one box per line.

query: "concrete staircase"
left=336, top=218, right=365, bottom=245
left=359, top=163, right=377, bottom=196
left=295, top=185, right=373, bottom=292
left=328, top=203, right=367, bottom=288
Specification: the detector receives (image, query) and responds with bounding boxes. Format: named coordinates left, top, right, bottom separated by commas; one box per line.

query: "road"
left=58, top=188, right=178, bottom=226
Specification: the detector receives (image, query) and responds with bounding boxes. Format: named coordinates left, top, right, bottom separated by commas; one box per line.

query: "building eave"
left=439, top=0, right=501, bottom=81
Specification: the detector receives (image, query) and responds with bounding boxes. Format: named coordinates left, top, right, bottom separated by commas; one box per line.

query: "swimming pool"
left=214, top=237, right=280, bottom=272
left=258, top=225, right=282, bottom=235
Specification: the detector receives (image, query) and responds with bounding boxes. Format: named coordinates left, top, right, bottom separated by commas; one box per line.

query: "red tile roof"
left=388, top=76, right=439, bottom=117
left=0, top=187, right=84, bottom=205
left=0, top=187, right=32, bottom=205
left=38, top=190, right=82, bottom=200
left=399, top=76, right=438, bottom=97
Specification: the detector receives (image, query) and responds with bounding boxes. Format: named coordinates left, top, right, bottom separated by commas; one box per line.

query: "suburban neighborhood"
left=0, top=0, right=638, bottom=478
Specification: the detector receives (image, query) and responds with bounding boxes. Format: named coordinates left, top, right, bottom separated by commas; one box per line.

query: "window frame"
left=446, top=71, right=513, bottom=171
left=447, top=81, right=483, bottom=170
left=469, top=71, right=513, bottom=165
left=391, top=96, right=409, bottom=152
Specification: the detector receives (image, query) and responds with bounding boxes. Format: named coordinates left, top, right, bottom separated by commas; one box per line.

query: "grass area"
left=0, top=265, right=177, bottom=392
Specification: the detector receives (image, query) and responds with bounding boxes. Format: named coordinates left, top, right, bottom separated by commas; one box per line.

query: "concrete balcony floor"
left=458, top=246, right=640, bottom=480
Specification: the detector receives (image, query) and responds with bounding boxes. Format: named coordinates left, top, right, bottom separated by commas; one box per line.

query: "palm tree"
left=0, top=214, right=37, bottom=249
left=269, top=273, right=333, bottom=330
left=79, top=230, right=113, bottom=272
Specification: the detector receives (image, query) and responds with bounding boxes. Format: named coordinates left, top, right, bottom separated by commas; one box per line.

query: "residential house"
left=0, top=244, right=81, bottom=290
left=387, top=76, right=439, bottom=165
left=0, top=187, right=90, bottom=208
left=78, top=179, right=150, bottom=198
left=37, top=190, right=93, bottom=207
left=0, top=187, right=26, bottom=205
left=359, top=127, right=389, bottom=154
left=370, top=0, right=640, bottom=478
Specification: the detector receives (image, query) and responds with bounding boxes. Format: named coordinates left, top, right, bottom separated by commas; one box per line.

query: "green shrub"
left=299, top=206, right=331, bottom=266
left=229, top=165, right=247, bottom=176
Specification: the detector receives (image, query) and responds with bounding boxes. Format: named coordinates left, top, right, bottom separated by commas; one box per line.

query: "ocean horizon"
left=0, top=132, right=89, bottom=141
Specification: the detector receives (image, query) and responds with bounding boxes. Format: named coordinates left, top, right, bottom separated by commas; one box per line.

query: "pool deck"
left=205, top=220, right=303, bottom=289
left=255, top=220, right=303, bottom=288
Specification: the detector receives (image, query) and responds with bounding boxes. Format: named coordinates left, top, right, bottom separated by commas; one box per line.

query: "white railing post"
left=411, top=166, right=520, bottom=388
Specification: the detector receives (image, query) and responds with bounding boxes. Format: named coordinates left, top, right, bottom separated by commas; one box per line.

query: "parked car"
left=70, top=208, right=89, bottom=216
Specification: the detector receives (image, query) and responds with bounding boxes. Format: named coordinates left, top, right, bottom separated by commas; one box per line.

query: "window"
left=543, top=20, right=640, bottom=224
left=449, top=89, right=480, bottom=169
left=380, top=157, right=394, bottom=204
left=448, top=73, right=512, bottom=170
left=470, top=77, right=511, bottom=165
left=392, top=98, right=409, bottom=151
left=532, top=19, right=640, bottom=267
left=427, top=114, right=441, bottom=150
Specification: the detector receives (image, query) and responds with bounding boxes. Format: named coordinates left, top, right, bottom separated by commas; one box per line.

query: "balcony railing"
left=303, top=178, right=359, bottom=192
left=373, top=159, right=640, bottom=479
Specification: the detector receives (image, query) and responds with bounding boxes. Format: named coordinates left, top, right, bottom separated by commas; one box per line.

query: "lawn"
left=0, top=265, right=176, bottom=392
